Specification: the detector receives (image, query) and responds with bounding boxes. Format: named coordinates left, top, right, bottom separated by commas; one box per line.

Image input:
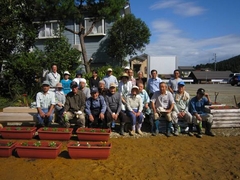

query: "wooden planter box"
left=0, top=127, right=36, bottom=139
left=15, top=141, right=62, bottom=159
left=37, top=127, right=73, bottom=141
left=67, top=141, right=112, bottom=159
left=0, top=140, right=16, bottom=157
left=76, top=128, right=111, bottom=141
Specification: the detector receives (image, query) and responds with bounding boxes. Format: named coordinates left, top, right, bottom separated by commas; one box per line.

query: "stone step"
left=0, top=112, right=36, bottom=122
left=3, top=107, right=37, bottom=113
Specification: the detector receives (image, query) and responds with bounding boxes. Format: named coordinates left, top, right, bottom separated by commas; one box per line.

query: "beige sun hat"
left=64, top=71, right=71, bottom=75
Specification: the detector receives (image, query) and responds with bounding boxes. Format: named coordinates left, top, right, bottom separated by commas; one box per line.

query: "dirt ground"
left=0, top=136, right=240, bottom=180
left=0, top=84, right=240, bottom=180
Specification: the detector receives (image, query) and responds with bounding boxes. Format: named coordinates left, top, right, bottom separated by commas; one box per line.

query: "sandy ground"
left=0, top=84, right=240, bottom=180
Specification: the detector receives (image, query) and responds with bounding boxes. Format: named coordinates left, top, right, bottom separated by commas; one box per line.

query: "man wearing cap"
left=168, top=69, right=182, bottom=94
left=105, top=83, right=127, bottom=135
left=63, top=81, right=86, bottom=128
left=36, top=80, right=56, bottom=126
left=124, top=66, right=130, bottom=74
left=79, top=78, right=91, bottom=99
left=54, top=83, right=66, bottom=123
left=102, top=68, right=118, bottom=89
left=172, top=81, right=193, bottom=136
left=46, top=64, right=61, bottom=91
left=126, top=86, right=144, bottom=136
left=189, top=88, right=215, bottom=138
left=98, top=80, right=108, bottom=97
left=60, top=71, right=72, bottom=95
left=151, top=82, right=175, bottom=137
left=85, top=87, right=107, bottom=128
left=146, top=69, right=162, bottom=98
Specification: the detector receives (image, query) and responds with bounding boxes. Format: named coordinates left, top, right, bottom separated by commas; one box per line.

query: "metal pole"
left=214, top=53, right=217, bottom=71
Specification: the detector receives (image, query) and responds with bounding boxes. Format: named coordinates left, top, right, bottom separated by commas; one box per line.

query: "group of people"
left=36, top=65, right=215, bottom=138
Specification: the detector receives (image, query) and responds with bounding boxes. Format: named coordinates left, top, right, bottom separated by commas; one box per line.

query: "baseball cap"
left=42, top=80, right=50, bottom=86
left=197, top=88, right=205, bottom=95
left=107, top=68, right=113, bottom=72
left=70, top=81, right=78, bottom=88
left=90, top=87, right=99, bottom=93
left=178, top=81, right=185, bottom=86
left=124, top=66, right=130, bottom=70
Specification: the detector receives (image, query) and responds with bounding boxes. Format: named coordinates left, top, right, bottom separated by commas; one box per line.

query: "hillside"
left=195, top=55, right=240, bottom=72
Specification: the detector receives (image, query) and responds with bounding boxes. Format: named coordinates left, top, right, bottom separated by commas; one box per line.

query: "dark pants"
left=87, top=109, right=104, bottom=128
left=105, top=111, right=127, bottom=124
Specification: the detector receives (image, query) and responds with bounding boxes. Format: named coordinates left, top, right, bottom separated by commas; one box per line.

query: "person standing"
left=60, top=71, right=72, bottom=95
left=189, top=88, right=215, bottom=138
left=128, top=68, right=136, bottom=86
left=172, top=81, right=193, bottom=136
left=85, top=87, right=107, bottom=128
left=151, top=82, right=175, bottom=137
left=146, top=69, right=162, bottom=98
left=102, top=68, right=118, bottom=89
left=136, top=71, right=147, bottom=88
left=98, top=80, right=109, bottom=97
left=63, top=81, right=86, bottom=128
left=126, top=86, right=144, bottom=136
left=36, top=81, right=56, bottom=127
left=118, top=73, right=132, bottom=112
left=105, top=83, right=127, bottom=135
left=168, top=69, right=182, bottom=94
left=89, top=70, right=100, bottom=89
left=46, top=64, right=61, bottom=91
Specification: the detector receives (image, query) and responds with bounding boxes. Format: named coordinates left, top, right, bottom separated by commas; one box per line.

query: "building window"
left=37, top=21, right=60, bottom=39
left=85, top=18, right=105, bottom=36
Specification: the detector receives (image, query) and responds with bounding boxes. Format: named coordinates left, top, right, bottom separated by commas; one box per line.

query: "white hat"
left=107, top=68, right=113, bottom=72
left=64, top=71, right=71, bottom=75
left=124, top=66, right=130, bottom=70
left=79, top=78, right=86, bottom=83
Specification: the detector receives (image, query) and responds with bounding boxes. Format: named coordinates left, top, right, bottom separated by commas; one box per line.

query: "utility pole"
left=214, top=53, right=217, bottom=71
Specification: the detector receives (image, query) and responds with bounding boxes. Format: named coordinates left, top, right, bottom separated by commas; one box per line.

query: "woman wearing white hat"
left=60, top=71, right=72, bottom=95
left=126, top=86, right=144, bottom=136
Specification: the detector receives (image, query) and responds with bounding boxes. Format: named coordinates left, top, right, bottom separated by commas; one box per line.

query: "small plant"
left=43, top=127, right=48, bottom=131
left=72, top=141, right=81, bottom=146
left=21, top=142, right=29, bottom=146
left=33, top=141, right=41, bottom=147
left=15, top=127, right=21, bottom=130
left=7, top=142, right=14, bottom=146
left=26, top=127, right=31, bottom=131
left=6, top=127, right=11, bottom=130
left=99, top=141, right=107, bottom=147
left=90, top=129, right=96, bottom=132
left=52, top=128, right=58, bottom=132
left=48, top=141, right=57, bottom=147
left=64, top=129, right=69, bottom=132
left=80, top=128, right=85, bottom=132
left=100, top=129, right=106, bottom=133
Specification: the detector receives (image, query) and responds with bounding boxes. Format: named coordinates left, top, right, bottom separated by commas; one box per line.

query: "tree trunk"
left=79, top=33, right=90, bottom=73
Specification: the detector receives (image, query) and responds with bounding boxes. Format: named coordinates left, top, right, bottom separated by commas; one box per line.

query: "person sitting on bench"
left=85, top=87, right=106, bottom=128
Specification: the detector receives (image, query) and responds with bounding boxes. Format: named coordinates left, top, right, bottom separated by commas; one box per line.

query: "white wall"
left=147, top=56, right=177, bottom=75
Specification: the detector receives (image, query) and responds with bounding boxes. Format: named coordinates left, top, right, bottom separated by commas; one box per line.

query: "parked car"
left=229, top=75, right=240, bottom=86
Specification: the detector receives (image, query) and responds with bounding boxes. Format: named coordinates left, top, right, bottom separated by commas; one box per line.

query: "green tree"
left=0, top=0, right=40, bottom=64
left=107, top=14, right=151, bottom=66
left=3, top=36, right=81, bottom=98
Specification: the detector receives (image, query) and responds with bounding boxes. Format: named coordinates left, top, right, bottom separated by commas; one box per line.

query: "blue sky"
left=130, top=0, right=240, bottom=66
